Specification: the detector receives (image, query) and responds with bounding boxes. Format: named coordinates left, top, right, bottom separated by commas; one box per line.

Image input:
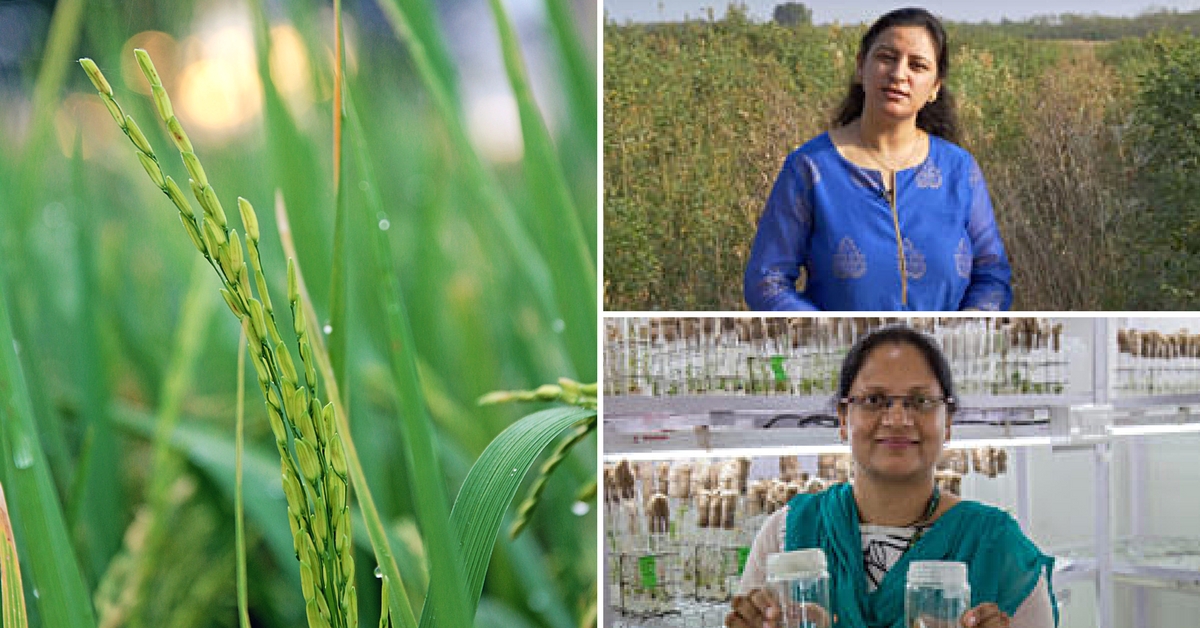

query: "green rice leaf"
left=340, top=87, right=465, bottom=628
left=541, top=0, right=597, bottom=151
left=370, top=178, right=470, bottom=628
left=375, top=0, right=562, bottom=329
left=329, top=0, right=350, bottom=397
left=14, top=0, right=86, bottom=232
left=0, top=481, right=29, bottom=628
left=328, top=146, right=349, bottom=397
left=71, top=127, right=123, bottom=582
left=419, top=406, right=595, bottom=628
left=486, top=0, right=596, bottom=376
left=245, top=0, right=334, bottom=305
left=0, top=261, right=95, bottom=628
left=377, top=0, right=459, bottom=103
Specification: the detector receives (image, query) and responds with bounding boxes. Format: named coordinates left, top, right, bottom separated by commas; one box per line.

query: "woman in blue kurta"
left=727, top=326, right=1056, bottom=628
left=744, top=8, right=1012, bottom=311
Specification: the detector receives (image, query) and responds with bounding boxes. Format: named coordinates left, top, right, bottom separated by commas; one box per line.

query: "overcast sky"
left=602, top=0, right=1200, bottom=24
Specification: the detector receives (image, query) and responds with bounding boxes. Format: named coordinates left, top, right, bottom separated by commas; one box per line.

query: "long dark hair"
left=836, top=325, right=958, bottom=414
left=833, top=7, right=960, bottom=144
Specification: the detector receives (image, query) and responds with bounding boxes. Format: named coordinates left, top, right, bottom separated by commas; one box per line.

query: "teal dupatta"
left=784, top=483, right=1058, bottom=627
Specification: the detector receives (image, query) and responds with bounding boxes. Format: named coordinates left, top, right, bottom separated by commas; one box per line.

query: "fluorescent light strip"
left=946, top=437, right=1054, bottom=449
left=604, top=437, right=1058, bottom=461
left=1108, top=423, right=1200, bottom=436
left=603, top=444, right=851, bottom=462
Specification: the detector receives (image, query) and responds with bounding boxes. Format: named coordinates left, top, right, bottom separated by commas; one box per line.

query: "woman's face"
left=856, top=25, right=942, bottom=122
left=839, top=341, right=950, bottom=484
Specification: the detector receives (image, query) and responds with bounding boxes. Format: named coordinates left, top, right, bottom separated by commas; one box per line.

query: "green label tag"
left=638, top=555, right=658, bottom=589
left=737, top=547, right=751, bottom=575
left=770, top=356, right=788, bottom=382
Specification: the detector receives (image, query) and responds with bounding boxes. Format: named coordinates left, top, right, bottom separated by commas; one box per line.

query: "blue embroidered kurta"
left=744, top=132, right=1012, bottom=311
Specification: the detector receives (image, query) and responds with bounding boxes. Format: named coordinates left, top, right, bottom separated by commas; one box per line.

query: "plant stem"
left=236, top=330, right=251, bottom=628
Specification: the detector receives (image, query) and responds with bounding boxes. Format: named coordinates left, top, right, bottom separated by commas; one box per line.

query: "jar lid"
left=907, top=560, right=968, bottom=586
left=766, top=548, right=827, bottom=578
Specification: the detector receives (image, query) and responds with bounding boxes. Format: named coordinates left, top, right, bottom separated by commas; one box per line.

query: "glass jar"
left=765, top=548, right=832, bottom=628
left=905, top=560, right=970, bottom=628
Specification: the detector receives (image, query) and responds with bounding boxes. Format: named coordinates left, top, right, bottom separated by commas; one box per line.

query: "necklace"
left=860, top=127, right=925, bottom=174
left=860, top=127, right=925, bottom=204
left=902, top=485, right=941, bottom=554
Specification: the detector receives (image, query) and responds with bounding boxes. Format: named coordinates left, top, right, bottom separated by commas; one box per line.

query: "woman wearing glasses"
left=726, top=326, right=1056, bottom=628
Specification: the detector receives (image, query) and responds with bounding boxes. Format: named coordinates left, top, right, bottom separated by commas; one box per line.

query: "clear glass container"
left=905, top=560, right=970, bottom=628
left=765, top=548, right=832, bottom=628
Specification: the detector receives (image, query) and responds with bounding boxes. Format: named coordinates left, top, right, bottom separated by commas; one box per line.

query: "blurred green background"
left=0, top=0, right=597, bottom=625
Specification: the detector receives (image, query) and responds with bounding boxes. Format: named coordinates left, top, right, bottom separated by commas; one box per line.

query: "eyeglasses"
left=841, top=393, right=952, bottom=415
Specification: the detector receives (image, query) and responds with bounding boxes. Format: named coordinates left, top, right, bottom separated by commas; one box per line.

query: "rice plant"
left=0, top=0, right=596, bottom=626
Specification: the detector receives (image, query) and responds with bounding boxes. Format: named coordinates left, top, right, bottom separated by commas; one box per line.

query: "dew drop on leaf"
left=12, top=435, right=33, bottom=470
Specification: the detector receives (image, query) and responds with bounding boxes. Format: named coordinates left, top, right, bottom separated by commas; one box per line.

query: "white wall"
left=960, top=432, right=1200, bottom=628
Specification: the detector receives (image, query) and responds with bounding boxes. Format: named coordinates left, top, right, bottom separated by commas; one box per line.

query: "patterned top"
left=861, top=523, right=925, bottom=592
left=744, top=132, right=1012, bottom=311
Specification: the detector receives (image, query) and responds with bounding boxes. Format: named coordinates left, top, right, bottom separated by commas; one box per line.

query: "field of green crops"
left=0, top=0, right=597, bottom=626
left=603, top=8, right=1200, bottom=311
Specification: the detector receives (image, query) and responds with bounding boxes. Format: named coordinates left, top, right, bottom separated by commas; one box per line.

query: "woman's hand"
left=726, top=589, right=780, bottom=628
left=726, top=589, right=832, bottom=628
left=960, top=603, right=1010, bottom=627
